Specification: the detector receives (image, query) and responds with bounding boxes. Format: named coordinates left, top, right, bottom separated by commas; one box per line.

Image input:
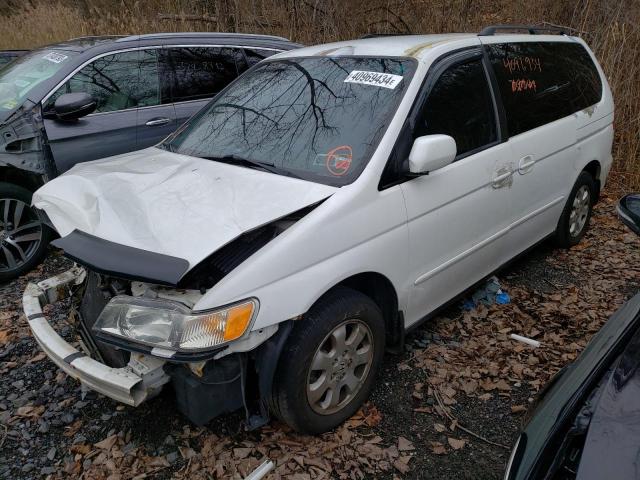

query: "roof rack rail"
left=360, top=33, right=414, bottom=39
left=478, top=24, right=567, bottom=36
left=116, top=32, right=291, bottom=42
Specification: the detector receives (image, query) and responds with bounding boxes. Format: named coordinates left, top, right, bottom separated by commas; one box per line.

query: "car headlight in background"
left=93, top=295, right=257, bottom=352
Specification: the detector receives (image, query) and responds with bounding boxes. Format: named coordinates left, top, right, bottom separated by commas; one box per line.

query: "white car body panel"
left=32, top=147, right=338, bottom=268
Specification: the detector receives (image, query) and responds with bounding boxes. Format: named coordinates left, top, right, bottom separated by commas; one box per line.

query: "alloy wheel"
left=569, top=185, right=590, bottom=237
left=0, top=198, right=43, bottom=273
left=306, top=319, right=374, bottom=415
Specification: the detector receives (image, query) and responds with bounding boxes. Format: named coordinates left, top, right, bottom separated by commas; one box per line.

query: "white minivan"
left=24, top=25, right=614, bottom=434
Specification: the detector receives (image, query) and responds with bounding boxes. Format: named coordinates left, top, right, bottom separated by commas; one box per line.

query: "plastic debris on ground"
left=462, top=276, right=510, bottom=310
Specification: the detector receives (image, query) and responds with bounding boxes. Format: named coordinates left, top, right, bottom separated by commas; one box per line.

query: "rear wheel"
left=0, top=182, right=51, bottom=282
left=269, top=287, right=385, bottom=434
left=555, top=172, right=596, bottom=248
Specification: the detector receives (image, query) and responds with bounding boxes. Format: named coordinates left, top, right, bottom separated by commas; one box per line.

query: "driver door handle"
left=145, top=117, right=171, bottom=127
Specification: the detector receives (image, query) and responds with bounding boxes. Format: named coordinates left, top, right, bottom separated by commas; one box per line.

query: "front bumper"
left=23, top=266, right=169, bottom=406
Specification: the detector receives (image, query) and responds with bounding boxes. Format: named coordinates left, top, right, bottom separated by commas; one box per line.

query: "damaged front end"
left=23, top=267, right=169, bottom=406
left=24, top=261, right=291, bottom=427
left=24, top=143, right=337, bottom=426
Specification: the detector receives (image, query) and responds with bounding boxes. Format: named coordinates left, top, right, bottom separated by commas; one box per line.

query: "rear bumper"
left=23, top=266, right=169, bottom=406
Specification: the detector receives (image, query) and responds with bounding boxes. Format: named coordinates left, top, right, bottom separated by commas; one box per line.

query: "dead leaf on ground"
left=430, top=442, right=447, bottom=455
left=448, top=438, right=466, bottom=450
left=397, top=437, right=414, bottom=451
left=95, top=435, right=118, bottom=451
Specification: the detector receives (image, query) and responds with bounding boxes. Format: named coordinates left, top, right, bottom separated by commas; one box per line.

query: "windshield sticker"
left=43, top=52, right=68, bottom=64
left=326, top=145, right=353, bottom=176
left=344, top=71, right=403, bottom=89
left=1, top=99, right=18, bottom=110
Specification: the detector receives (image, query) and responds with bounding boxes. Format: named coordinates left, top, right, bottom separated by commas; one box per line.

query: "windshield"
left=166, top=56, right=416, bottom=186
left=0, top=49, right=76, bottom=113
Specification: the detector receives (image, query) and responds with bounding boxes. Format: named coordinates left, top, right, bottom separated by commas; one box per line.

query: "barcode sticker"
left=344, top=70, right=403, bottom=89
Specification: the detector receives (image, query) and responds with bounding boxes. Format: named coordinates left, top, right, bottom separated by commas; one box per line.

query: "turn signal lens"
left=223, top=302, right=255, bottom=341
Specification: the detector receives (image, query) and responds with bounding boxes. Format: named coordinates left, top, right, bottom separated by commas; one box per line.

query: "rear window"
left=485, top=42, right=602, bottom=136
left=159, top=47, right=241, bottom=103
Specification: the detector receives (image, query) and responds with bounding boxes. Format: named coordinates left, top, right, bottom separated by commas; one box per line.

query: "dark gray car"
left=0, top=33, right=300, bottom=280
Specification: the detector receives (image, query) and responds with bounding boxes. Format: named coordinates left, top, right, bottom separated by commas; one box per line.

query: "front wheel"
left=555, top=172, right=596, bottom=248
left=0, top=182, right=51, bottom=282
left=269, top=287, right=385, bottom=434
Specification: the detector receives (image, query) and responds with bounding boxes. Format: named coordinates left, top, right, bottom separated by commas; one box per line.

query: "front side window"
left=165, top=56, right=416, bottom=186
left=0, top=49, right=77, bottom=114
left=417, top=58, right=497, bottom=156
left=45, top=49, right=160, bottom=113
left=160, top=47, right=241, bottom=103
left=486, top=42, right=602, bottom=136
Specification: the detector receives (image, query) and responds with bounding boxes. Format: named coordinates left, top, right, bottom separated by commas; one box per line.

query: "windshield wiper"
left=201, top=154, right=302, bottom=180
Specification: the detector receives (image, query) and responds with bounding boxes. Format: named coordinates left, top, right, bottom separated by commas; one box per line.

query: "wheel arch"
left=581, top=160, right=601, bottom=202
left=0, top=166, right=45, bottom=192
left=324, top=271, right=404, bottom=354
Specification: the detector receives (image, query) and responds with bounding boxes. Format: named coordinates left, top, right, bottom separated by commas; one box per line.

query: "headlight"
left=93, top=295, right=257, bottom=353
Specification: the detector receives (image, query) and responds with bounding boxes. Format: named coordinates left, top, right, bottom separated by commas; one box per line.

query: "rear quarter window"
left=243, top=48, right=278, bottom=70
left=485, top=42, right=602, bottom=136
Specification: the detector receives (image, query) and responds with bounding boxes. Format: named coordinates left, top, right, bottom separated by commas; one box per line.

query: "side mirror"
left=408, top=134, right=456, bottom=175
left=617, top=194, right=640, bottom=235
left=54, top=92, right=96, bottom=121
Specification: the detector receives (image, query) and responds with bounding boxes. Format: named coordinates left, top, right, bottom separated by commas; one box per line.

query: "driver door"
left=400, top=51, right=513, bottom=326
left=42, top=48, right=165, bottom=174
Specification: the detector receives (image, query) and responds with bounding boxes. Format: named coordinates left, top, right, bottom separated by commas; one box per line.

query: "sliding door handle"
left=518, top=155, right=535, bottom=174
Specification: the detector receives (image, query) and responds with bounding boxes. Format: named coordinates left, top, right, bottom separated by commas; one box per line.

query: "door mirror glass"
left=54, top=92, right=96, bottom=121
left=617, top=194, right=640, bottom=235
left=408, top=134, right=456, bottom=175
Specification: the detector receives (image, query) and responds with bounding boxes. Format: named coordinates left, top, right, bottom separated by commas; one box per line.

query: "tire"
left=269, top=286, right=385, bottom=434
left=555, top=171, right=596, bottom=248
left=0, top=182, right=52, bottom=282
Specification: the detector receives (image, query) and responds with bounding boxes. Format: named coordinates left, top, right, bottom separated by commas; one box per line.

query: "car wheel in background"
left=555, top=171, right=596, bottom=248
left=0, top=182, right=51, bottom=282
left=269, top=286, right=385, bottom=434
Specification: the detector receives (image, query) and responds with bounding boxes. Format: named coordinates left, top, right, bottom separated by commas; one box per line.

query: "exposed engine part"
left=130, top=281, right=203, bottom=308
left=75, top=270, right=132, bottom=367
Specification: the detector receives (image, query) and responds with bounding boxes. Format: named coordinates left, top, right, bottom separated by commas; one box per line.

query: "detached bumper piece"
left=23, top=266, right=170, bottom=406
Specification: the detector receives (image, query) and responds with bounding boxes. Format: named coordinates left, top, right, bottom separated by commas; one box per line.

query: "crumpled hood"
left=33, top=147, right=338, bottom=268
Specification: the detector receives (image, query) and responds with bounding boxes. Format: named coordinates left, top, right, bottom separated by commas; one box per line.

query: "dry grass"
left=0, top=0, right=638, bottom=188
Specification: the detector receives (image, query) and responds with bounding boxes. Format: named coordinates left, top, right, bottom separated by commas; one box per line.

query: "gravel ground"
left=0, top=194, right=638, bottom=479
